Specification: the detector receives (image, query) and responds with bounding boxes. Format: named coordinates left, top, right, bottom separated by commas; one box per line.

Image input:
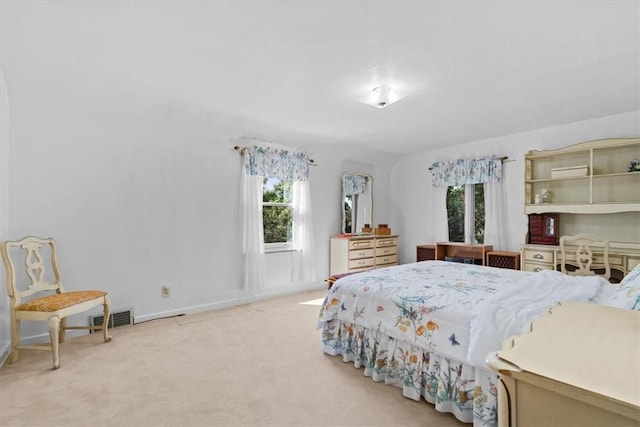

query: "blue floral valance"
left=243, top=145, right=310, bottom=181
left=430, top=156, right=502, bottom=187
left=344, top=174, right=367, bottom=196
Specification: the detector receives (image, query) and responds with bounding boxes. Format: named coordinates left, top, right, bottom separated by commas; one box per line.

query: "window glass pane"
left=447, top=185, right=465, bottom=242
left=263, top=205, right=292, bottom=244
left=263, top=177, right=293, bottom=245
left=447, top=184, right=485, bottom=244
left=263, top=178, right=292, bottom=203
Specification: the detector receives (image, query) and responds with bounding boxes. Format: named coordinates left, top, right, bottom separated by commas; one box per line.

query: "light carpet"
left=298, top=297, right=325, bottom=306
left=0, top=289, right=462, bottom=427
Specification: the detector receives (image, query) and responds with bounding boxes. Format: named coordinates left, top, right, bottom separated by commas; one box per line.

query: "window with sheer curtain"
left=239, top=145, right=315, bottom=291
left=430, top=156, right=506, bottom=249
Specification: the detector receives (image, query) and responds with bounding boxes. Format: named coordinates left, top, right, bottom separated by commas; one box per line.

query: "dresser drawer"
left=523, top=249, right=554, bottom=264
left=349, top=248, right=374, bottom=260
left=628, top=257, right=640, bottom=271
left=375, top=246, right=397, bottom=257
left=523, top=263, right=555, bottom=273
left=376, top=237, right=397, bottom=248
left=376, top=254, right=398, bottom=266
left=349, top=257, right=375, bottom=270
left=349, top=239, right=374, bottom=250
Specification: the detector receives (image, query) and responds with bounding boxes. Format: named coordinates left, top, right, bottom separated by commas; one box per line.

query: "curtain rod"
left=233, top=145, right=316, bottom=166
left=428, top=156, right=511, bottom=171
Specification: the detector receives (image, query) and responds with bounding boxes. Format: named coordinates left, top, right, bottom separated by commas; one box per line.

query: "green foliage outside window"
left=474, top=184, right=485, bottom=244
left=263, top=178, right=293, bottom=244
left=447, top=186, right=465, bottom=242
left=446, top=184, right=485, bottom=244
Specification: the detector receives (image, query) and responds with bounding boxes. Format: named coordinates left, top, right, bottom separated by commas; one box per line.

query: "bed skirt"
left=320, top=319, right=498, bottom=427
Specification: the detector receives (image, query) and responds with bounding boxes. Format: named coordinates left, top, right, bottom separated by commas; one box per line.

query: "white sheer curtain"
left=484, top=179, right=508, bottom=249
left=464, top=184, right=476, bottom=244
left=239, top=170, right=265, bottom=291
left=291, top=180, right=315, bottom=282
left=429, top=186, right=449, bottom=242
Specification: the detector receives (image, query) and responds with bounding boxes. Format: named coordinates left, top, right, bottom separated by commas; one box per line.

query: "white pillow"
left=604, top=263, right=640, bottom=310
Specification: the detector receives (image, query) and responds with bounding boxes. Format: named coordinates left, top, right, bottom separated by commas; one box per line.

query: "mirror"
left=342, top=172, right=373, bottom=234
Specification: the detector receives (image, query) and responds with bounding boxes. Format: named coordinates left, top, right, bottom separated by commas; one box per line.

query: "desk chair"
left=559, top=234, right=611, bottom=281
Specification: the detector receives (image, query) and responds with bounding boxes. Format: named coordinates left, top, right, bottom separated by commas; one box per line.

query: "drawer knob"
left=534, top=267, right=543, bottom=272
left=534, top=253, right=543, bottom=260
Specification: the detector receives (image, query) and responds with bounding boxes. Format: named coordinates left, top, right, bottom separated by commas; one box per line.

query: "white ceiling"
left=1, top=1, right=639, bottom=155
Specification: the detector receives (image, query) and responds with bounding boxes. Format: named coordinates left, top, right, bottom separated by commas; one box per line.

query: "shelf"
left=593, top=171, right=640, bottom=178
left=526, top=176, right=589, bottom=183
left=525, top=202, right=640, bottom=215
left=524, top=138, right=640, bottom=214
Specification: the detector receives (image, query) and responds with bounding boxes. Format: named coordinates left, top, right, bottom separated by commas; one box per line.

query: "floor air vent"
left=89, top=308, right=133, bottom=332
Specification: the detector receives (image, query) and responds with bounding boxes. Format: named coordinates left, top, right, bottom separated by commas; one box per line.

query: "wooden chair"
left=559, top=234, right=611, bottom=280
left=1, top=236, right=111, bottom=369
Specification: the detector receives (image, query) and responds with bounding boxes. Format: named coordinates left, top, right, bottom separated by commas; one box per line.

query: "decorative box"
left=551, top=165, right=589, bottom=178
left=528, top=214, right=559, bottom=245
left=375, top=224, right=391, bottom=235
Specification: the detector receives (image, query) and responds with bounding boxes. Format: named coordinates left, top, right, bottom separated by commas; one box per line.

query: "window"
left=447, top=184, right=485, bottom=244
left=263, top=177, right=293, bottom=248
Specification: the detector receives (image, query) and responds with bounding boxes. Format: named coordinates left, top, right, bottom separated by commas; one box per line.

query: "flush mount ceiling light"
left=358, top=84, right=407, bottom=109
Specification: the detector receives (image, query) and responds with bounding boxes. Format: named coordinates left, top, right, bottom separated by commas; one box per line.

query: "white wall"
left=390, top=110, right=640, bottom=264
left=0, top=80, right=398, bottom=347
left=0, top=69, right=10, bottom=362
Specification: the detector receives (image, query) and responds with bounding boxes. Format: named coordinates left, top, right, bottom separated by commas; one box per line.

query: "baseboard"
left=135, top=281, right=327, bottom=324
left=0, top=341, right=9, bottom=367
left=20, top=329, right=87, bottom=346
left=0, top=329, right=89, bottom=368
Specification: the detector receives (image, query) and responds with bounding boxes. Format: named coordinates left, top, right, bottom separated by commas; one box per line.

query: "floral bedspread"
left=317, top=261, right=629, bottom=426
left=319, top=261, right=533, bottom=365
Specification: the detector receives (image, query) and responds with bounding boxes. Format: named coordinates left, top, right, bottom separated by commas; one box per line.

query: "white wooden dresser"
left=487, top=302, right=640, bottom=427
left=329, top=235, right=398, bottom=275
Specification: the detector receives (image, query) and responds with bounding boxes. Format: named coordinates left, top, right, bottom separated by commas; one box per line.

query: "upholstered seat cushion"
left=16, top=290, right=107, bottom=312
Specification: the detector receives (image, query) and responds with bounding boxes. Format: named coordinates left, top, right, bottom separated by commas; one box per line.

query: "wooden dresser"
left=330, top=235, right=398, bottom=275
left=487, top=302, right=640, bottom=427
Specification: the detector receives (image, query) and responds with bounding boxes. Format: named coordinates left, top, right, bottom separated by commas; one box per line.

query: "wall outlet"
left=161, top=285, right=171, bottom=298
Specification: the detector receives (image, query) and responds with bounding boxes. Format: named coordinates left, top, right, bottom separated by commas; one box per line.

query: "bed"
left=317, top=260, right=640, bottom=427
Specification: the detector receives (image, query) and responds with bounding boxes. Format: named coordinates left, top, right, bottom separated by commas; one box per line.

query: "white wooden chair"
left=1, top=236, right=111, bottom=369
left=559, top=234, right=611, bottom=280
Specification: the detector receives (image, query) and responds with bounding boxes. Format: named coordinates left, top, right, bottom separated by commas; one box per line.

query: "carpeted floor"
left=0, top=289, right=463, bottom=427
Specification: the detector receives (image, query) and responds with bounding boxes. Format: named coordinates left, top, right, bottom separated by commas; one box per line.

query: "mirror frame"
left=342, top=172, right=374, bottom=234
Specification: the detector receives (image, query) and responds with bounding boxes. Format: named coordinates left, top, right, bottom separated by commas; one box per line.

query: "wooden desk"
left=521, top=243, right=640, bottom=282
left=435, top=242, right=493, bottom=265
left=488, top=302, right=640, bottom=427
